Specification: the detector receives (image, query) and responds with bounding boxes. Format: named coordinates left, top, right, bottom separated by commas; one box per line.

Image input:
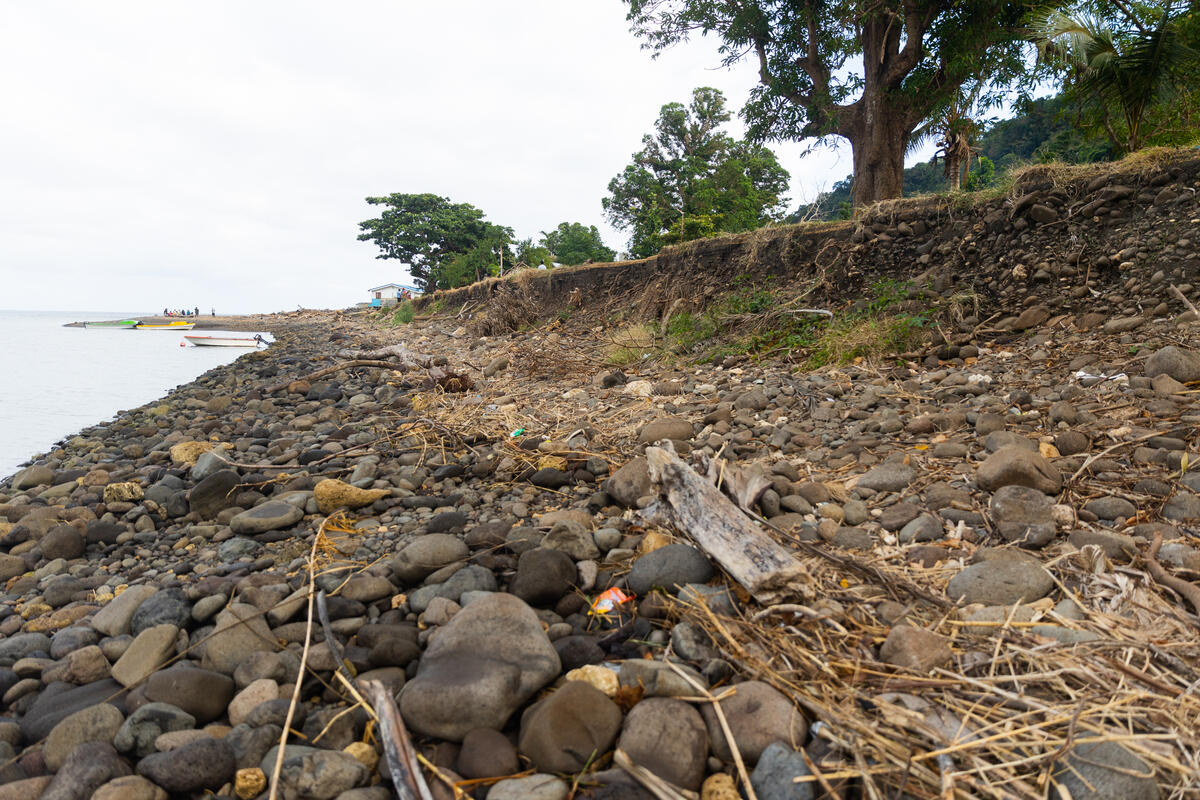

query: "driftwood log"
left=335, top=342, right=431, bottom=366
left=645, top=446, right=812, bottom=603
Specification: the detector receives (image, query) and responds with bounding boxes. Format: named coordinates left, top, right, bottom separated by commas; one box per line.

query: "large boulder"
left=187, top=470, right=240, bottom=519
left=989, top=485, right=1056, bottom=547
left=144, top=667, right=235, bottom=724
left=136, top=737, right=236, bottom=794
left=43, top=704, right=125, bottom=771
left=518, top=681, right=622, bottom=774
left=1049, top=741, right=1159, bottom=800
left=12, top=465, right=55, bottom=491
left=699, top=681, right=806, bottom=765
left=509, top=548, right=576, bottom=606
left=229, top=501, right=303, bottom=535
left=92, top=585, right=158, bottom=637
left=111, top=625, right=179, bottom=688
left=40, top=742, right=131, bottom=800
left=202, top=603, right=277, bottom=674
left=627, top=544, right=713, bottom=597
left=637, top=417, right=694, bottom=444
left=977, top=446, right=1062, bottom=494
left=751, top=742, right=815, bottom=800
left=946, top=549, right=1055, bottom=606
left=391, top=534, right=468, bottom=584
left=616, top=697, right=708, bottom=791
left=399, top=593, right=560, bottom=740
left=1143, top=345, right=1200, bottom=382
left=604, top=458, right=651, bottom=508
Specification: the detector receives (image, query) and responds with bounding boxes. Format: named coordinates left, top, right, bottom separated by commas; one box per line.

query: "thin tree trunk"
left=947, top=155, right=963, bottom=191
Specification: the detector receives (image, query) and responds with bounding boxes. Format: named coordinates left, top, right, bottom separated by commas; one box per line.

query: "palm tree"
left=1033, top=4, right=1198, bottom=154
left=911, top=83, right=986, bottom=192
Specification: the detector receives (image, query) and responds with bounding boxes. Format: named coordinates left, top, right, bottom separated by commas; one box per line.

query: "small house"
left=367, top=283, right=421, bottom=308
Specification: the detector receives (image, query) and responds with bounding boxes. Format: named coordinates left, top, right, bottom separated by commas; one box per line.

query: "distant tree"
left=603, top=87, right=789, bottom=258
left=515, top=237, right=554, bottom=269
left=540, top=222, right=616, bottom=265
left=436, top=226, right=515, bottom=289
left=624, top=0, right=1033, bottom=208
left=357, top=194, right=510, bottom=291
left=964, top=155, right=997, bottom=190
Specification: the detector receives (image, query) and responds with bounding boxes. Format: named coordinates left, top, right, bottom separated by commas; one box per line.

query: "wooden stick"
left=360, top=679, right=435, bottom=800
left=613, top=749, right=698, bottom=800
left=267, top=516, right=326, bottom=800
left=1144, top=532, right=1200, bottom=621
left=663, top=660, right=759, bottom=800
left=315, top=589, right=356, bottom=687
left=1170, top=284, right=1200, bottom=318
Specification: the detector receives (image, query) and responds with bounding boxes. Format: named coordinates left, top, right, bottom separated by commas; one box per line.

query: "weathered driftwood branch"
left=703, top=456, right=770, bottom=513
left=265, top=360, right=413, bottom=393
left=1146, top=532, right=1200, bottom=621
left=644, top=446, right=811, bottom=603
left=316, top=590, right=355, bottom=687
left=1170, top=284, right=1200, bottom=319
left=359, top=679, right=435, bottom=800
left=336, top=343, right=431, bottom=366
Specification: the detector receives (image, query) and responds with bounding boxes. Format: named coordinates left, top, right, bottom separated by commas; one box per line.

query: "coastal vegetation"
left=624, top=1, right=1198, bottom=209
left=360, top=3, right=1198, bottom=290
left=359, top=195, right=619, bottom=292
left=602, top=87, right=791, bottom=257
left=605, top=276, right=930, bottom=368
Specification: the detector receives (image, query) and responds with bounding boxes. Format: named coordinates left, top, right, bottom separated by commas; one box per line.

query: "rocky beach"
left=2, top=153, right=1200, bottom=800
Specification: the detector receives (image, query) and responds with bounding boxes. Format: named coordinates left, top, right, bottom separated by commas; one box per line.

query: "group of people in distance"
left=163, top=307, right=215, bottom=317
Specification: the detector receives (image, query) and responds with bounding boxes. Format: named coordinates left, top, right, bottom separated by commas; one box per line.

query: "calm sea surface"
left=0, top=310, right=271, bottom=480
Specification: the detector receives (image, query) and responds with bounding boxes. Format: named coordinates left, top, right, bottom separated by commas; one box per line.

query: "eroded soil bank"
left=1, top=152, right=1199, bottom=799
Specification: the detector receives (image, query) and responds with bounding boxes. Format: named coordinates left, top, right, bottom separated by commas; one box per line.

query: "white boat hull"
left=184, top=335, right=265, bottom=347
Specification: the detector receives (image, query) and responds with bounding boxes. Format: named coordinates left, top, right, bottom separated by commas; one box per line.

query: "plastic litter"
left=1074, top=370, right=1128, bottom=384
left=589, top=587, right=634, bottom=616
left=510, top=428, right=525, bottom=437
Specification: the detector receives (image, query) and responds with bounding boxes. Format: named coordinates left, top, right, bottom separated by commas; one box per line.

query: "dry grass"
left=667, top=537, right=1200, bottom=800
left=604, top=323, right=658, bottom=366
left=468, top=281, right=540, bottom=336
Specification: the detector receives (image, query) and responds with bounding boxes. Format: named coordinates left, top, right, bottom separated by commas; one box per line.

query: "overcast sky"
left=0, top=1, right=869, bottom=314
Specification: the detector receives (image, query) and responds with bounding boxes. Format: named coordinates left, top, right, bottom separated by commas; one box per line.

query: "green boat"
left=83, top=319, right=141, bottom=329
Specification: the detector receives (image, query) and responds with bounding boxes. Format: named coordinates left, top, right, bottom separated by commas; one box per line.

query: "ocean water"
left=0, top=310, right=271, bottom=480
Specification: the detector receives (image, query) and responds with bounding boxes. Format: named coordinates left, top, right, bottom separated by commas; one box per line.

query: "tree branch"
left=749, top=4, right=848, bottom=136
left=881, top=1, right=933, bottom=86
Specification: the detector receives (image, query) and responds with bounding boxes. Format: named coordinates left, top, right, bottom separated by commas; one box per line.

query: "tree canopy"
left=624, top=1, right=1034, bottom=207
left=540, top=222, right=616, bottom=265
left=1034, top=1, right=1199, bottom=154
left=357, top=194, right=512, bottom=292
left=603, top=87, right=790, bottom=258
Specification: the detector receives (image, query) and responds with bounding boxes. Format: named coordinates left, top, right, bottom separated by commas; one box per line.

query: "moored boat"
left=83, top=319, right=140, bottom=329
left=183, top=335, right=267, bottom=347
left=136, top=321, right=196, bottom=330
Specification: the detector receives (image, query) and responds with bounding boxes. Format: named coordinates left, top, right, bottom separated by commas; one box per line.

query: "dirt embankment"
left=420, top=149, right=1200, bottom=338
left=1, top=151, right=1198, bottom=800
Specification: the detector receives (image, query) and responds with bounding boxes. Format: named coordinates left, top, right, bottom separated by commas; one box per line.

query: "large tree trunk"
left=846, top=105, right=909, bottom=208
left=843, top=14, right=920, bottom=209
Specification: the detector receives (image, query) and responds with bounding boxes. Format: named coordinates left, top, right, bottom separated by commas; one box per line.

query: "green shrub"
left=392, top=301, right=415, bottom=325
